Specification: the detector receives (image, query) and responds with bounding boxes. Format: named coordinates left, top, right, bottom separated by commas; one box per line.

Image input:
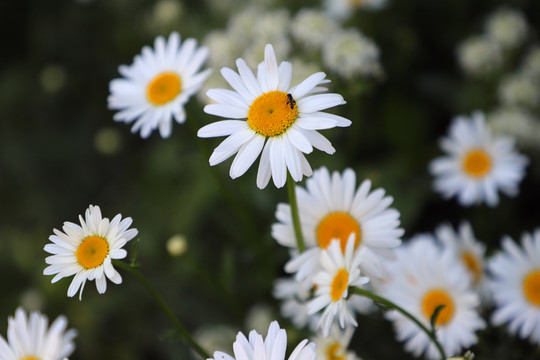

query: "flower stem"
left=113, top=260, right=210, bottom=359
left=286, top=174, right=305, bottom=253
left=350, top=286, right=447, bottom=360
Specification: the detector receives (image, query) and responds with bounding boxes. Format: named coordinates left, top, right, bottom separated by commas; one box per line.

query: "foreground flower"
left=198, top=44, right=350, bottom=188
left=307, top=236, right=369, bottom=336
left=0, top=307, right=77, bottom=360
left=379, top=235, right=485, bottom=359
left=44, top=205, right=138, bottom=299
left=312, top=325, right=360, bottom=360
left=108, top=32, right=211, bottom=138
left=488, top=229, right=540, bottom=345
left=273, top=167, right=403, bottom=281
left=429, top=111, right=528, bottom=207
left=208, top=321, right=315, bottom=360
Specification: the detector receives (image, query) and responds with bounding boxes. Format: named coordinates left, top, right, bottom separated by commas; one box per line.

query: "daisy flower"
left=43, top=205, right=138, bottom=300
left=379, top=235, right=485, bottom=360
left=307, top=236, right=369, bottom=336
left=272, top=166, right=403, bottom=281
left=197, top=44, right=351, bottom=189
left=108, top=32, right=211, bottom=138
left=312, top=324, right=360, bottom=360
left=0, top=307, right=77, bottom=360
left=429, top=111, right=528, bottom=207
left=488, top=229, right=540, bottom=345
left=273, top=276, right=319, bottom=330
left=208, top=321, right=316, bottom=360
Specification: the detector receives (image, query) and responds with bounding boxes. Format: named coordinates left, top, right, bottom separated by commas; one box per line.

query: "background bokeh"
left=1, top=0, right=540, bottom=359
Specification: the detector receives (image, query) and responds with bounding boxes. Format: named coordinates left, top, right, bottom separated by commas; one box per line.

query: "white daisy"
left=209, top=321, right=316, bottom=360
left=0, top=307, right=77, bottom=360
left=379, top=235, right=485, bottom=360
left=488, top=229, right=540, bottom=345
left=197, top=44, right=351, bottom=189
left=108, top=32, right=211, bottom=138
left=273, top=276, right=319, bottom=330
left=312, top=324, right=360, bottom=360
left=429, top=111, right=528, bottom=207
left=272, top=166, right=403, bottom=281
left=435, top=221, right=486, bottom=290
left=307, top=236, right=369, bottom=336
left=43, top=205, right=138, bottom=300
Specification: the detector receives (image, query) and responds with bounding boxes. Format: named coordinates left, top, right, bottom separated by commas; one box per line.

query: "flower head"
left=198, top=44, right=351, bottom=189
left=209, top=321, right=315, bottom=360
left=488, top=229, right=540, bottom=345
left=0, top=308, right=77, bottom=360
left=44, top=205, right=138, bottom=300
left=429, top=111, right=528, bottom=207
left=108, top=32, right=211, bottom=138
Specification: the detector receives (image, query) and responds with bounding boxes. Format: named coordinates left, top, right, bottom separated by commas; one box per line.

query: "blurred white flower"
left=485, top=8, right=527, bottom=50
left=429, top=111, right=528, bottom=207
left=322, top=29, right=383, bottom=80
left=0, top=308, right=77, bottom=360
left=245, top=304, right=275, bottom=335
left=194, top=324, right=237, bottom=355
left=487, top=107, right=540, bottom=148
left=323, top=0, right=387, bottom=21
left=312, top=325, right=360, bottom=360
left=498, top=73, right=540, bottom=109
left=457, top=35, right=502, bottom=77
left=521, top=46, right=540, bottom=79
left=166, top=234, right=187, bottom=256
left=291, top=9, right=338, bottom=49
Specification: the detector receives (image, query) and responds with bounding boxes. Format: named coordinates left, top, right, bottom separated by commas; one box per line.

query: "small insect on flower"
left=286, top=93, right=296, bottom=109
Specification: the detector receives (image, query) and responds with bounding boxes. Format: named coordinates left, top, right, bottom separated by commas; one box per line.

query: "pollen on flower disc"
left=330, top=268, right=349, bottom=302
left=523, top=270, right=540, bottom=306
left=247, top=91, right=298, bottom=137
left=317, top=212, right=361, bottom=252
left=422, top=289, right=455, bottom=326
left=76, top=236, right=110, bottom=269
left=147, top=72, right=182, bottom=105
left=326, top=343, right=345, bottom=360
left=462, top=149, right=492, bottom=178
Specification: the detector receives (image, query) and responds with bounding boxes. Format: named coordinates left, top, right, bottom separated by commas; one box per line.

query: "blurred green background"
left=1, top=0, right=540, bottom=359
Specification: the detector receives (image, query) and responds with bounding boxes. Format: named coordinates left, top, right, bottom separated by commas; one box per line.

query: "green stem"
left=286, top=174, right=305, bottom=253
left=350, top=287, right=447, bottom=360
left=113, top=260, right=210, bottom=359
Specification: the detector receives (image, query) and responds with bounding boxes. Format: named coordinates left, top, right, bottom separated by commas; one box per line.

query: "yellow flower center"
left=76, top=236, right=109, bottom=269
left=422, top=289, right=454, bottom=326
left=247, top=91, right=298, bottom=137
left=21, top=357, right=39, bottom=360
left=317, top=212, right=361, bottom=252
left=523, top=270, right=540, bottom=306
left=462, top=149, right=491, bottom=178
left=147, top=72, right=182, bottom=105
left=330, top=268, right=349, bottom=302
left=461, top=252, right=482, bottom=284
left=326, top=343, right=345, bottom=360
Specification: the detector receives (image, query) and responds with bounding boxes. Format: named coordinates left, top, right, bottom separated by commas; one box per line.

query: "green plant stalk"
left=113, top=260, right=210, bottom=359
left=286, top=174, right=305, bottom=252
left=350, top=286, right=447, bottom=360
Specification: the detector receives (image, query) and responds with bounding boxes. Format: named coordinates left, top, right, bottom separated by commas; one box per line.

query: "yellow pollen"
left=147, top=72, right=181, bottom=105
left=326, top=343, right=345, bottom=360
left=76, top=236, right=109, bottom=270
left=462, top=149, right=491, bottom=178
left=330, top=269, right=349, bottom=302
left=422, top=289, right=454, bottom=326
left=21, top=357, right=39, bottom=360
left=247, top=91, right=298, bottom=137
left=523, top=270, right=540, bottom=306
left=461, top=252, right=482, bottom=284
left=317, top=212, right=361, bottom=252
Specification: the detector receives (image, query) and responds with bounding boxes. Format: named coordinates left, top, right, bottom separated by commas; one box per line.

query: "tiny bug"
left=286, top=93, right=296, bottom=109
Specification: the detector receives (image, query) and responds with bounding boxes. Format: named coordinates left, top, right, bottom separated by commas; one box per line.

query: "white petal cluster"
left=457, top=35, right=502, bottom=77
left=485, top=8, right=528, bottom=50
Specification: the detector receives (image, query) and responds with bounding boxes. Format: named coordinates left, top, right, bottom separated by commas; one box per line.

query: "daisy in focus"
left=108, top=32, right=211, bottom=138
left=43, top=205, right=138, bottom=300
left=208, top=321, right=316, bottom=360
left=379, top=235, right=485, bottom=359
left=435, top=221, right=487, bottom=292
left=272, top=167, right=403, bottom=281
left=307, top=236, right=369, bottom=336
left=488, top=229, right=540, bottom=345
left=0, top=307, right=77, bottom=360
left=429, top=111, right=528, bottom=207
left=197, top=44, right=351, bottom=189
